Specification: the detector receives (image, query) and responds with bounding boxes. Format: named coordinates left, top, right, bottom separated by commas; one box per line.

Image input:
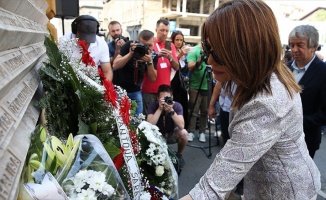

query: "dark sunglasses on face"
left=201, top=41, right=224, bottom=65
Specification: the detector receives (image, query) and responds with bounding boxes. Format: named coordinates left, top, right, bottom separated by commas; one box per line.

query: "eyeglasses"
left=201, top=41, right=224, bottom=65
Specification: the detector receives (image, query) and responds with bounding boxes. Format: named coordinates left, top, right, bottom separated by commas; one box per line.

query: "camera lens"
left=133, top=43, right=148, bottom=59
left=164, top=96, right=173, bottom=105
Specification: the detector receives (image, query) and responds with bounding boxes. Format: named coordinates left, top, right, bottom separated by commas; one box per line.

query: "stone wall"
left=0, top=0, right=51, bottom=199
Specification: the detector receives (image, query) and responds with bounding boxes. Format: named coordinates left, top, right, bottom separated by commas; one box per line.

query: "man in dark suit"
left=287, top=25, right=326, bottom=158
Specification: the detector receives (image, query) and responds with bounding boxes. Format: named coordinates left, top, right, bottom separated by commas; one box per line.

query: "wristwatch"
left=169, top=110, right=175, bottom=116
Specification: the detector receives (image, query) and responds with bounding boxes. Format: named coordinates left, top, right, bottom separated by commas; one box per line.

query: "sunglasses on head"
left=201, top=40, right=224, bottom=65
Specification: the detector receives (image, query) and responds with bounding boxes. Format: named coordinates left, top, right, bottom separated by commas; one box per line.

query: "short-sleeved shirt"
left=187, top=45, right=208, bottom=90
left=141, top=38, right=178, bottom=93
left=147, top=101, right=183, bottom=133
left=60, top=33, right=110, bottom=65
left=108, top=40, right=115, bottom=58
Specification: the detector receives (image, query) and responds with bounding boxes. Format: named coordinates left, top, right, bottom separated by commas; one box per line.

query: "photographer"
left=187, top=44, right=209, bottom=143
left=108, top=21, right=129, bottom=66
left=147, top=84, right=188, bottom=168
left=113, top=30, right=157, bottom=115
left=142, top=18, right=179, bottom=116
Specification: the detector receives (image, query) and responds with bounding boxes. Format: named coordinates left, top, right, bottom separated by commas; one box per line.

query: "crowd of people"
left=59, top=0, right=326, bottom=199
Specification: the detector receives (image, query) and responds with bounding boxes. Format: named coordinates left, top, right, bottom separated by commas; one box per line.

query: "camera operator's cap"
left=77, top=20, right=97, bottom=43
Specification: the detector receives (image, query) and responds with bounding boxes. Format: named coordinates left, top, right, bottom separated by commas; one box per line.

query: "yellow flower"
left=44, top=133, right=80, bottom=170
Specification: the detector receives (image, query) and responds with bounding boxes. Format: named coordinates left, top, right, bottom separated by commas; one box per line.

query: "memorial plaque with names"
left=0, top=107, right=16, bottom=147
left=0, top=71, right=39, bottom=147
left=0, top=49, right=27, bottom=79
left=5, top=74, right=39, bottom=118
left=0, top=0, right=50, bottom=198
left=21, top=46, right=38, bottom=61
left=0, top=150, right=21, bottom=200
left=16, top=16, right=36, bottom=30
left=0, top=8, right=22, bottom=27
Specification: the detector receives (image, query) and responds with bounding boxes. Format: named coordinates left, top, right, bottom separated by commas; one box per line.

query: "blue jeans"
left=127, top=91, right=143, bottom=115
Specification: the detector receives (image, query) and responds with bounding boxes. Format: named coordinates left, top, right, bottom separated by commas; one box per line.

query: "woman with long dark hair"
left=170, top=30, right=190, bottom=129
left=181, top=0, right=320, bottom=199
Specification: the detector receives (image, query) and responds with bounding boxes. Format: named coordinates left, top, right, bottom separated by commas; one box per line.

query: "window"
left=180, top=24, right=199, bottom=36
left=186, top=0, right=200, bottom=13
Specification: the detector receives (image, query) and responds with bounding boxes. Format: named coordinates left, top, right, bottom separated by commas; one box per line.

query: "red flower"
left=78, top=40, right=95, bottom=66
left=147, top=187, right=163, bottom=200
left=78, top=40, right=87, bottom=52
left=98, top=68, right=118, bottom=108
left=113, top=147, right=125, bottom=170
left=120, top=96, right=131, bottom=126
left=129, top=130, right=140, bottom=154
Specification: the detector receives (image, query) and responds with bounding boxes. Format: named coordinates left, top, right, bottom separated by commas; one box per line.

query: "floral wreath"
left=20, top=36, right=178, bottom=200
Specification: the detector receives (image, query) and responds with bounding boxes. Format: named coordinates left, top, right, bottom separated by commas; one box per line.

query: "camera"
left=117, top=35, right=129, bottom=42
left=200, top=51, right=208, bottom=64
left=164, top=96, right=173, bottom=105
left=133, top=43, right=149, bottom=59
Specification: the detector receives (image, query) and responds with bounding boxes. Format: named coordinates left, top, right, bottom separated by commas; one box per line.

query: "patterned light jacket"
left=189, top=73, right=321, bottom=200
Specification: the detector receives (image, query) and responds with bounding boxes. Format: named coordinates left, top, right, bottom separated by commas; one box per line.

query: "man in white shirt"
left=60, top=15, right=113, bottom=81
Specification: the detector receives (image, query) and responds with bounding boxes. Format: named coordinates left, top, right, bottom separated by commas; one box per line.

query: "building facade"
left=103, top=0, right=326, bottom=46
left=103, top=0, right=226, bottom=44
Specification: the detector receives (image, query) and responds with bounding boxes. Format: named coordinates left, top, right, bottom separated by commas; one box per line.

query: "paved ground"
left=169, top=126, right=326, bottom=199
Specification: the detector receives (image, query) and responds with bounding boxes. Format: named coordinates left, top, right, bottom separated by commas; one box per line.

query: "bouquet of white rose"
left=136, top=121, right=178, bottom=199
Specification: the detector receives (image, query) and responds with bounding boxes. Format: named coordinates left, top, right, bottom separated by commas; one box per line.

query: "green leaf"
left=89, top=122, right=98, bottom=134
left=27, top=125, right=47, bottom=162
left=44, top=36, right=61, bottom=69
left=48, top=156, right=57, bottom=175
left=103, top=141, right=121, bottom=159
left=40, top=63, right=62, bottom=82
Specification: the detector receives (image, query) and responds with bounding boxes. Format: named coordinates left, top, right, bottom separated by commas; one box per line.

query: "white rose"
left=155, top=165, right=165, bottom=176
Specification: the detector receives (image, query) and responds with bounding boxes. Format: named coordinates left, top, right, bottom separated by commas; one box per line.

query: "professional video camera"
left=164, top=96, right=173, bottom=105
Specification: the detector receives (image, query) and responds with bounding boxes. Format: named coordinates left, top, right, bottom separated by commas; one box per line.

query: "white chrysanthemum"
left=76, top=188, right=96, bottom=200
left=151, top=155, right=159, bottom=165
left=156, top=146, right=163, bottom=153
left=71, top=177, right=86, bottom=193
left=139, top=191, right=152, bottom=200
left=157, top=153, right=166, bottom=165
left=75, top=170, right=90, bottom=181
left=149, top=143, right=156, bottom=149
left=146, top=148, right=155, bottom=157
left=155, top=165, right=165, bottom=177
left=102, top=183, right=115, bottom=197
left=87, top=171, right=106, bottom=192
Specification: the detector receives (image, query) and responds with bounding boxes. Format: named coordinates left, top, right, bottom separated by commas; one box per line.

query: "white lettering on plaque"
left=0, top=49, right=28, bottom=78
left=0, top=9, right=22, bottom=27
left=7, top=83, right=32, bottom=117
left=0, top=107, right=15, bottom=143
left=0, top=150, right=21, bottom=200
